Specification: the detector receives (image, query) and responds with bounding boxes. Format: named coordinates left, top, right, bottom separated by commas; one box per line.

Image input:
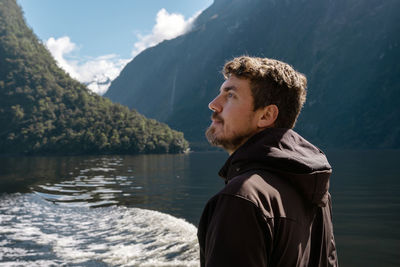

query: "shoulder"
left=218, top=170, right=312, bottom=221
left=222, top=171, right=279, bottom=201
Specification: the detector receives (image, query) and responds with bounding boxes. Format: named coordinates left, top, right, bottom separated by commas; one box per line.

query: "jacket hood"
left=219, top=128, right=332, bottom=207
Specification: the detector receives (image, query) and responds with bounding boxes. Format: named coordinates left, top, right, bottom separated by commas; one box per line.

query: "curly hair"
left=223, top=56, right=307, bottom=129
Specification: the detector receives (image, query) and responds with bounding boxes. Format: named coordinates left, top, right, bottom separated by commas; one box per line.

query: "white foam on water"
left=34, top=191, right=94, bottom=202
left=92, top=189, right=123, bottom=194
left=0, top=193, right=200, bottom=266
left=38, top=185, right=82, bottom=193
left=0, top=260, right=64, bottom=267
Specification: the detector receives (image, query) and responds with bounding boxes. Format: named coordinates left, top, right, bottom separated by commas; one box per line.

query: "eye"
left=227, top=92, right=234, bottom=98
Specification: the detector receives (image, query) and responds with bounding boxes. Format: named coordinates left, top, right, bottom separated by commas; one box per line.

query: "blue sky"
left=17, top=0, right=213, bottom=94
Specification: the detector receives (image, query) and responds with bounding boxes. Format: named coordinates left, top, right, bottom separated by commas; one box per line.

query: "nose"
left=208, top=95, right=222, bottom=113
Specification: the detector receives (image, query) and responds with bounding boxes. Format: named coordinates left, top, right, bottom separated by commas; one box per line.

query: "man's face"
left=206, top=75, right=261, bottom=154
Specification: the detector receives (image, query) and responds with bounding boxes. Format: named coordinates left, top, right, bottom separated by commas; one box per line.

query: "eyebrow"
left=221, top=85, right=237, bottom=92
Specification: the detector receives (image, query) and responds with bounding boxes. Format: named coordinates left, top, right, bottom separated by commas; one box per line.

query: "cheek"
left=222, top=105, right=253, bottom=131
left=222, top=118, right=239, bottom=136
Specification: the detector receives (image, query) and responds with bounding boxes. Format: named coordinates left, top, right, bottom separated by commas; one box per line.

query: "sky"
left=17, top=0, right=213, bottom=95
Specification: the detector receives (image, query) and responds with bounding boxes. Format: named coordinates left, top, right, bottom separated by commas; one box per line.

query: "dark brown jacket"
left=198, top=128, right=338, bottom=267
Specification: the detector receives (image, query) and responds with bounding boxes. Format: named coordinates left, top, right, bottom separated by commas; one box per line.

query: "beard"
left=205, top=114, right=255, bottom=152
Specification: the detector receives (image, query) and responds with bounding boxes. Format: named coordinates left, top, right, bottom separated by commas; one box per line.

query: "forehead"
left=220, top=75, right=252, bottom=95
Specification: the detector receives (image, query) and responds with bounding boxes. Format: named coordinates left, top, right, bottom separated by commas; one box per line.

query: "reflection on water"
left=33, top=159, right=132, bottom=207
left=328, top=150, right=400, bottom=267
left=0, top=153, right=226, bottom=224
left=0, top=150, right=399, bottom=266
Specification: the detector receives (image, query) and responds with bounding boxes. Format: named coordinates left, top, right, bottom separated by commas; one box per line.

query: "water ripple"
left=31, top=165, right=140, bottom=208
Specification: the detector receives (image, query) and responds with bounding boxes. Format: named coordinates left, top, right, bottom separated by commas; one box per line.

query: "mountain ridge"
left=105, top=0, right=400, bottom=149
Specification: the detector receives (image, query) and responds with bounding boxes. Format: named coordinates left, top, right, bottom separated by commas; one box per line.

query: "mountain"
left=84, top=75, right=112, bottom=96
left=0, top=0, right=188, bottom=155
left=105, top=0, right=400, bottom=149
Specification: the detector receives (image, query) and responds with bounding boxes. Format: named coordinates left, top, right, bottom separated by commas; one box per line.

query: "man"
left=198, top=56, right=338, bottom=267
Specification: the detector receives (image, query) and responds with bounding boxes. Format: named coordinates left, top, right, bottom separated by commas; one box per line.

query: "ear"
left=257, top=104, right=279, bottom=128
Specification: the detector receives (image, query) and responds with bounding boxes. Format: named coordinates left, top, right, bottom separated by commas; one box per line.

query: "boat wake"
left=0, top=193, right=199, bottom=266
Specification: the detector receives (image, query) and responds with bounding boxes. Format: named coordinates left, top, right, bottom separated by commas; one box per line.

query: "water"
left=0, top=151, right=399, bottom=266
left=0, top=194, right=197, bottom=266
left=328, top=150, right=400, bottom=267
left=0, top=152, right=226, bottom=266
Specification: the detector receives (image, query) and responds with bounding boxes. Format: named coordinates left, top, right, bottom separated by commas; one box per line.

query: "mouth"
left=211, top=120, right=223, bottom=127
left=211, top=112, right=223, bottom=125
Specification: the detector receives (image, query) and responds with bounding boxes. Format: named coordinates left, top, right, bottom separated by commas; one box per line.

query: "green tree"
left=0, top=0, right=189, bottom=155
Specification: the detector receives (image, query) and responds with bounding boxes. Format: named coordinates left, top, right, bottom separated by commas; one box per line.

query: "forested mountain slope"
left=0, top=0, right=188, bottom=155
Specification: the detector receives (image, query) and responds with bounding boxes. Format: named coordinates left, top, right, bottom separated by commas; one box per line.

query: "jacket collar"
left=217, top=128, right=332, bottom=207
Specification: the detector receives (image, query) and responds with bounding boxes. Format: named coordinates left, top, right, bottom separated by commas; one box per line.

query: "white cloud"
left=132, top=8, right=200, bottom=57
left=46, top=36, right=80, bottom=79
left=72, top=55, right=130, bottom=95
left=45, top=36, right=130, bottom=95
left=44, top=8, right=201, bottom=95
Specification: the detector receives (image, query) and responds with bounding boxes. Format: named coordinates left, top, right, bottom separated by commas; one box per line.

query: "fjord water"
left=0, top=151, right=399, bottom=266
left=0, top=152, right=226, bottom=266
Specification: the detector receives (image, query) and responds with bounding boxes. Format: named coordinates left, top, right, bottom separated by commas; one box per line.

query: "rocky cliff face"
left=105, top=0, right=400, bottom=149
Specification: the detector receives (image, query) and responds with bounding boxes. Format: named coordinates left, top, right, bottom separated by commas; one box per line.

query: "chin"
left=206, top=127, right=223, bottom=146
